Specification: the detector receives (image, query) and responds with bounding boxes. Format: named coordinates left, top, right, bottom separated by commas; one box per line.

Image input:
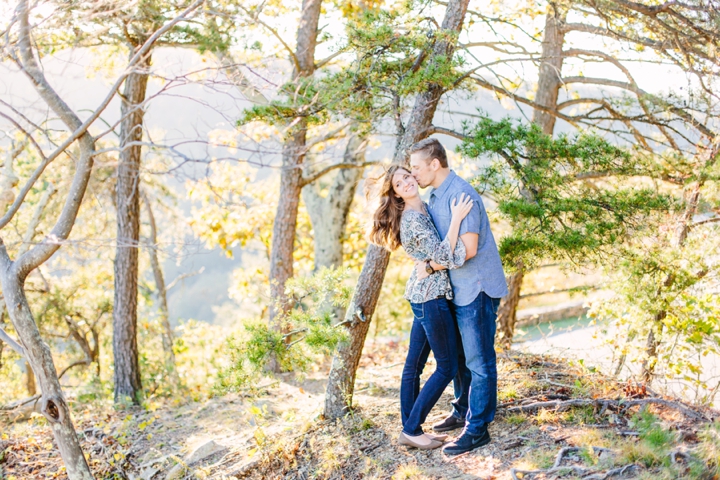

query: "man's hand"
left=415, top=261, right=430, bottom=280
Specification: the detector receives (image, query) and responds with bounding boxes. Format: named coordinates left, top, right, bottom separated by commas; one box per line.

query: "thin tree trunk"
left=324, top=245, right=391, bottom=419
left=496, top=6, right=567, bottom=346
left=113, top=51, right=150, bottom=404
left=304, top=135, right=366, bottom=271
left=25, top=360, right=37, bottom=395
left=0, top=262, right=93, bottom=479
left=533, top=5, right=566, bottom=135
left=267, top=0, right=323, bottom=364
left=641, top=179, right=704, bottom=382
left=324, top=0, right=470, bottom=419
left=496, top=261, right=524, bottom=350
left=0, top=309, right=4, bottom=371
left=142, top=193, right=177, bottom=377
left=303, top=134, right=367, bottom=321
left=7, top=1, right=199, bottom=476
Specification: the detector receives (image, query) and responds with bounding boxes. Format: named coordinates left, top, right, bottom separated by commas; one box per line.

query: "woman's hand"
left=450, top=193, right=474, bottom=224
left=415, top=261, right=430, bottom=280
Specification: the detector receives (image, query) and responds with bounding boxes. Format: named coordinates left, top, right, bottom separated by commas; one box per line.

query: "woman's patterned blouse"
left=400, top=206, right=466, bottom=304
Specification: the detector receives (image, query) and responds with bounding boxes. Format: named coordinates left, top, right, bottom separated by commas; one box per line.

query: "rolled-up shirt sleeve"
left=457, top=198, right=482, bottom=236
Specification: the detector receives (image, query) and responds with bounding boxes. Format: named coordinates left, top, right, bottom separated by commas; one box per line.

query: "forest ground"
left=1, top=339, right=718, bottom=480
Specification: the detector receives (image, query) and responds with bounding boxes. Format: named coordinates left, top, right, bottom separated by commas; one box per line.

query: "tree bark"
left=113, top=51, right=150, bottom=404
left=7, top=1, right=200, bottom=476
left=267, top=0, right=322, bottom=343
left=533, top=4, right=567, bottom=135
left=323, top=0, right=470, bottom=419
left=0, top=261, right=93, bottom=479
left=496, top=261, right=524, bottom=350
left=303, top=134, right=367, bottom=272
left=25, top=360, right=37, bottom=395
left=142, top=193, right=177, bottom=377
left=495, top=6, right=567, bottom=346
left=303, top=134, right=367, bottom=322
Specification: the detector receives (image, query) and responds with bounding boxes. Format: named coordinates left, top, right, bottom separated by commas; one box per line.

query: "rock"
left=140, top=466, right=160, bottom=480
left=164, top=463, right=185, bottom=480
left=228, top=457, right=261, bottom=478
left=187, top=440, right=226, bottom=464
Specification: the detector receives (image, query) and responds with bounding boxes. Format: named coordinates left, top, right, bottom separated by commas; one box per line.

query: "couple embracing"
left=370, top=138, right=508, bottom=455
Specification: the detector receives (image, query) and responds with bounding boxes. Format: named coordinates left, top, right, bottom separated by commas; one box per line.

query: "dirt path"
left=1, top=340, right=717, bottom=479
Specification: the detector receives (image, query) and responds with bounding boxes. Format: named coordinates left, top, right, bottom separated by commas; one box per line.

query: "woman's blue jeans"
left=400, top=297, right=459, bottom=436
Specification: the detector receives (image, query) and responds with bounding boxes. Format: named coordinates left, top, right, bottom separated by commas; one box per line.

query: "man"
left=409, top=137, right=508, bottom=455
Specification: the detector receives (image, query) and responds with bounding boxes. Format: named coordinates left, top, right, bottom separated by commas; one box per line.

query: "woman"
left=369, top=165, right=473, bottom=450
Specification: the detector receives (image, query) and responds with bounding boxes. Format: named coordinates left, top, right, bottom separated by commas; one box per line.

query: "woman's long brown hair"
left=368, top=165, right=409, bottom=251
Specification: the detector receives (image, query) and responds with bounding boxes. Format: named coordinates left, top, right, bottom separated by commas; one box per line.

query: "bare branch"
left=0, top=326, right=25, bottom=358
left=690, top=216, right=720, bottom=229
left=301, top=161, right=377, bottom=187
left=427, top=125, right=467, bottom=141
left=237, top=4, right=301, bottom=73
left=57, top=359, right=90, bottom=380
left=166, top=267, right=205, bottom=292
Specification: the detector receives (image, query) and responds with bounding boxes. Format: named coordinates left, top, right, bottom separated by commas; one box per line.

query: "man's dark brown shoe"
left=432, top=414, right=465, bottom=432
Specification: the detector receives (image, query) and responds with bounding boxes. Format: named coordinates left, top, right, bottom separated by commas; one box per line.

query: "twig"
left=553, top=446, right=579, bottom=469
left=0, top=393, right=40, bottom=410
left=505, top=397, right=710, bottom=421
left=165, top=267, right=205, bottom=291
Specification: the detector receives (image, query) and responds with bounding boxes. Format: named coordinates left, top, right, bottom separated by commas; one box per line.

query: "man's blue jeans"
left=400, top=298, right=459, bottom=436
left=449, top=291, right=501, bottom=436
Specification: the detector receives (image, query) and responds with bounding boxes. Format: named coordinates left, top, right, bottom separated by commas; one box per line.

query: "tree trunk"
left=495, top=6, right=567, bottom=346
left=142, top=194, right=177, bottom=377
left=533, top=5, right=566, bottom=135
left=25, top=360, right=37, bottom=395
left=113, top=51, right=150, bottom=404
left=267, top=0, right=322, bottom=342
left=0, top=309, right=4, bottom=371
left=304, top=135, right=366, bottom=271
left=303, top=134, right=367, bottom=321
left=496, top=261, right=524, bottom=350
left=641, top=179, right=704, bottom=382
left=323, top=0, right=470, bottom=419
left=0, top=252, right=93, bottom=479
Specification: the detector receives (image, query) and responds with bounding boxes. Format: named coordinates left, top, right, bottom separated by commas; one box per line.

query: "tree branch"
left=427, top=125, right=468, bottom=141
left=690, top=216, right=720, bottom=229
left=300, top=161, right=377, bottom=187
left=166, top=267, right=205, bottom=292
left=0, top=326, right=26, bottom=358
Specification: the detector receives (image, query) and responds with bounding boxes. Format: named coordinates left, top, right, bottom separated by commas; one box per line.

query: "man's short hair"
left=409, top=137, right=448, bottom=168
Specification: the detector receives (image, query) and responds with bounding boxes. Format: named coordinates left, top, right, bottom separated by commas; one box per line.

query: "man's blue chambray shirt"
left=428, top=170, right=509, bottom=305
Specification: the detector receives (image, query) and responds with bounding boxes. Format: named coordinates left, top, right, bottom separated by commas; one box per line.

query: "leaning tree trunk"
left=6, top=3, right=98, bottom=476
left=324, top=0, right=470, bottom=419
left=0, top=267, right=94, bottom=479
left=267, top=0, right=322, bottom=363
left=113, top=51, right=150, bottom=404
left=496, top=6, right=566, bottom=346
left=6, top=0, right=199, bottom=475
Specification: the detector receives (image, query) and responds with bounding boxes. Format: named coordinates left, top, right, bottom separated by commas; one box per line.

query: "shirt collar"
left=430, top=170, right=457, bottom=201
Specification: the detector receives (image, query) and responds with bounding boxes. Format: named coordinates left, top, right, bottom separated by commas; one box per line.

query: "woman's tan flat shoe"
left=426, top=433, right=448, bottom=442
left=398, top=432, right=443, bottom=450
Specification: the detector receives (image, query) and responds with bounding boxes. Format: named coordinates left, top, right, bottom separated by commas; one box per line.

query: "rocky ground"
left=1, top=339, right=718, bottom=479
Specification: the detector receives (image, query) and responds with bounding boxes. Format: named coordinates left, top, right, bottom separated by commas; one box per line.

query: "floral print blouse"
left=400, top=206, right=466, bottom=304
